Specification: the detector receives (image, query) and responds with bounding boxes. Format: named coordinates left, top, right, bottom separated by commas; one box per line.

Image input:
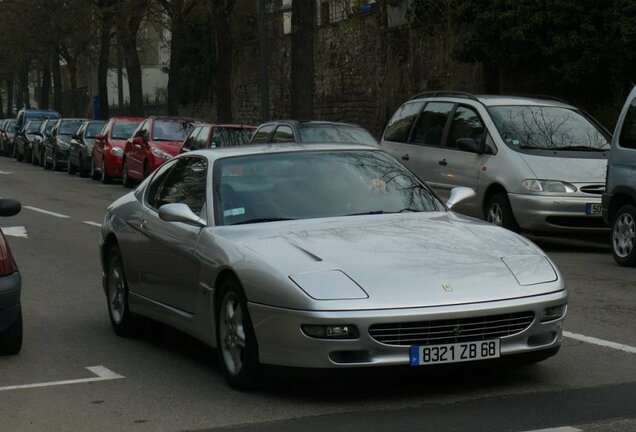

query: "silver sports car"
left=100, top=144, right=567, bottom=389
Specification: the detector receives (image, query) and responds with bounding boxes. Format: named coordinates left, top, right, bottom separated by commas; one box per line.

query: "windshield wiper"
left=557, top=145, right=606, bottom=152
left=345, top=208, right=422, bottom=216
left=231, top=217, right=296, bottom=225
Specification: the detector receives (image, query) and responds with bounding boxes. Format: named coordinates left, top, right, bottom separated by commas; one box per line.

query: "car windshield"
left=85, top=122, right=106, bottom=138
left=488, top=106, right=610, bottom=151
left=25, top=121, right=42, bottom=133
left=60, top=120, right=84, bottom=135
left=153, top=120, right=191, bottom=141
left=8, top=121, right=17, bottom=131
left=216, top=150, right=443, bottom=225
left=211, top=128, right=254, bottom=148
left=43, top=122, right=55, bottom=134
left=112, top=121, right=140, bottom=139
left=299, top=124, right=379, bottom=147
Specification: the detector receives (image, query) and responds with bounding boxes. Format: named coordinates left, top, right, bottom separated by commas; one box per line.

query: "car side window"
left=184, top=126, right=201, bottom=150
left=619, top=98, right=636, bottom=150
left=135, top=121, right=149, bottom=138
left=384, top=101, right=425, bottom=143
left=155, top=157, right=208, bottom=215
left=272, top=125, right=295, bottom=143
left=251, top=125, right=274, bottom=143
left=446, top=105, right=486, bottom=149
left=196, top=126, right=211, bottom=149
left=146, top=160, right=178, bottom=210
left=409, top=102, right=454, bottom=146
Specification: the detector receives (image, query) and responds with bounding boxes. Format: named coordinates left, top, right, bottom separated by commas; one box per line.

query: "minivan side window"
left=251, top=125, right=274, bottom=143
left=384, top=102, right=424, bottom=143
left=446, top=106, right=486, bottom=149
left=409, top=102, right=454, bottom=147
left=619, top=98, right=636, bottom=150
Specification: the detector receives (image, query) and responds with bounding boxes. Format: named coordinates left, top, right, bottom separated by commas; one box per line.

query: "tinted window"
left=153, top=120, right=191, bottom=141
left=251, top=125, right=274, bottom=143
left=146, top=160, right=178, bottom=209
left=195, top=126, right=211, bottom=149
left=210, top=127, right=253, bottom=148
left=272, top=125, right=295, bottom=143
left=113, top=121, right=140, bottom=139
left=60, top=120, right=84, bottom=135
left=383, top=102, right=424, bottom=143
left=25, top=121, right=43, bottom=133
left=299, top=124, right=378, bottom=146
left=183, top=126, right=202, bottom=150
left=155, top=157, right=208, bottom=215
left=488, top=106, right=609, bottom=151
left=446, top=106, right=485, bottom=149
left=410, top=102, right=454, bottom=146
left=86, top=122, right=106, bottom=138
left=619, top=98, right=636, bottom=150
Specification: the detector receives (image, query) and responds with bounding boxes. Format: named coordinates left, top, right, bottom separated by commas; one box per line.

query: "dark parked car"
left=180, top=123, right=256, bottom=153
left=43, top=118, right=86, bottom=171
left=32, top=119, right=57, bottom=166
left=0, top=120, right=9, bottom=155
left=92, top=117, right=143, bottom=183
left=250, top=120, right=379, bottom=147
left=67, top=120, right=106, bottom=177
left=122, top=116, right=194, bottom=187
left=14, top=120, right=43, bottom=162
left=14, top=108, right=61, bottom=132
left=0, top=198, right=22, bottom=355
left=1, top=120, right=18, bottom=157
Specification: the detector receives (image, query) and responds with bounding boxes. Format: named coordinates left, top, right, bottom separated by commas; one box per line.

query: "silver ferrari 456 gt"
left=100, top=143, right=567, bottom=389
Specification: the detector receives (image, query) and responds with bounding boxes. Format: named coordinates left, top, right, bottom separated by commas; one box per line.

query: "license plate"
left=410, top=340, right=500, bottom=366
left=586, top=203, right=602, bottom=215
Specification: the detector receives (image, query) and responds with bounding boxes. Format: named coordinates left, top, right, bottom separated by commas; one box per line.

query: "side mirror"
left=446, top=187, right=475, bottom=210
left=0, top=198, right=21, bottom=217
left=456, top=138, right=482, bottom=153
left=159, top=203, right=206, bottom=227
left=132, top=136, right=144, bottom=145
left=94, top=134, right=104, bottom=142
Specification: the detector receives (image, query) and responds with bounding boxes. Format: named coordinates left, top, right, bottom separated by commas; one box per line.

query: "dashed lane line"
left=521, top=428, right=582, bottom=432
left=0, top=170, right=13, bottom=174
left=82, top=221, right=102, bottom=227
left=0, top=366, right=124, bottom=392
left=23, top=206, right=70, bottom=218
left=564, top=331, right=636, bottom=354
left=1, top=226, right=28, bottom=238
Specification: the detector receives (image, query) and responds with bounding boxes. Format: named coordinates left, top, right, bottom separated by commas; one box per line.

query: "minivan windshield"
left=488, top=106, right=610, bottom=151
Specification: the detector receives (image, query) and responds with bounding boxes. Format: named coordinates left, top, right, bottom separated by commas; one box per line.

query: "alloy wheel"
left=613, top=212, right=635, bottom=258
left=108, top=256, right=126, bottom=325
left=219, top=291, right=246, bottom=376
left=487, top=202, right=503, bottom=226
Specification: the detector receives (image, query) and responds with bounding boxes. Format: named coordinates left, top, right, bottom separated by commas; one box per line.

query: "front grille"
left=368, top=311, right=535, bottom=346
left=579, top=184, right=605, bottom=195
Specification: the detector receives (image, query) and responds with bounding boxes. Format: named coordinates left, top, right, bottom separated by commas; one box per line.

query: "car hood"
left=58, top=134, right=73, bottom=144
left=519, top=152, right=607, bottom=183
left=215, top=213, right=562, bottom=310
left=110, top=138, right=127, bottom=149
left=152, top=140, right=183, bottom=156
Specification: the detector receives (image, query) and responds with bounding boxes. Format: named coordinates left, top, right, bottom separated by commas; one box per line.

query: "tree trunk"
left=167, top=15, right=185, bottom=116
left=6, top=77, right=14, bottom=118
left=0, top=91, right=4, bottom=118
left=215, top=1, right=233, bottom=123
left=120, top=32, right=144, bottom=116
left=291, top=0, right=315, bottom=119
left=41, top=63, right=51, bottom=109
left=98, top=10, right=113, bottom=119
left=19, top=62, right=31, bottom=109
left=51, top=50, right=63, bottom=114
left=68, top=59, right=79, bottom=117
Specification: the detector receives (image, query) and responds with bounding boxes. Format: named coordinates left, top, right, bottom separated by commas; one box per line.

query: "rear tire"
left=44, top=150, right=52, bottom=170
left=611, top=204, right=636, bottom=266
left=90, top=159, right=100, bottom=180
left=106, top=246, right=138, bottom=337
left=485, top=193, right=520, bottom=232
left=0, top=308, right=23, bottom=355
left=52, top=151, right=61, bottom=171
left=78, top=153, right=88, bottom=177
left=122, top=159, right=134, bottom=188
left=101, top=160, right=112, bottom=184
left=67, top=158, right=76, bottom=175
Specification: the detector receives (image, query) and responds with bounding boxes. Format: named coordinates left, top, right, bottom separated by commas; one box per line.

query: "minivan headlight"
left=522, top=179, right=577, bottom=193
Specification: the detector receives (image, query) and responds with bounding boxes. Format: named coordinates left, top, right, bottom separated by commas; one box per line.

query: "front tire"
left=91, top=159, right=100, bottom=180
left=0, top=308, right=23, bottom=355
left=106, top=246, right=138, bottom=337
left=122, top=159, right=134, bottom=188
left=101, top=160, right=112, bottom=184
left=611, top=204, right=636, bottom=266
left=67, top=157, right=76, bottom=175
left=215, top=278, right=259, bottom=390
left=52, top=150, right=61, bottom=171
left=485, top=193, right=520, bottom=232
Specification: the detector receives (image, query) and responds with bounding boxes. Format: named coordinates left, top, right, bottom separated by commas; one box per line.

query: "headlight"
left=110, top=147, right=124, bottom=156
left=151, top=147, right=171, bottom=159
left=301, top=324, right=359, bottom=339
left=541, top=304, right=567, bottom=322
left=521, top=179, right=577, bottom=193
left=57, top=141, right=70, bottom=150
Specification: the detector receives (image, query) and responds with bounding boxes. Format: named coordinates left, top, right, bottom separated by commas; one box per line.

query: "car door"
left=435, top=104, right=488, bottom=211
left=135, top=156, right=208, bottom=313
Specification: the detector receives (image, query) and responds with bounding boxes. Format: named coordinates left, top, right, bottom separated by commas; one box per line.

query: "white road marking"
left=564, top=331, right=636, bottom=354
left=82, top=221, right=102, bottom=227
left=23, top=206, right=70, bottom=219
left=0, top=366, right=124, bottom=392
left=0, top=170, right=13, bottom=174
left=521, top=427, right=581, bottom=432
left=1, top=226, right=28, bottom=238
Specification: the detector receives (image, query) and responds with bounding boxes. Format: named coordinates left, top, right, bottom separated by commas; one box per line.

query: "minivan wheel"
left=486, top=193, right=520, bottom=232
left=611, top=205, right=636, bottom=266
left=0, top=307, right=23, bottom=355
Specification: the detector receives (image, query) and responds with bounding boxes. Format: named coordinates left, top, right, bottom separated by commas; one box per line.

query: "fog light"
left=301, top=324, right=359, bottom=339
left=541, top=305, right=566, bottom=322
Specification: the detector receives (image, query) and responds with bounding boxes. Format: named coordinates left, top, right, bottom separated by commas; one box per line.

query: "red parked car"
left=122, top=116, right=194, bottom=187
left=180, top=123, right=256, bottom=153
left=91, top=117, right=143, bottom=184
left=0, top=198, right=22, bottom=355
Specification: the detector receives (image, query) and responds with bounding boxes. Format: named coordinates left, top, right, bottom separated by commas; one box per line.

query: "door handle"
left=401, top=153, right=410, bottom=161
left=438, top=159, right=448, bottom=166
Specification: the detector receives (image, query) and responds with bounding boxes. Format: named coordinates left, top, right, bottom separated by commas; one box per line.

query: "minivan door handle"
left=438, top=159, right=448, bottom=166
left=401, top=153, right=410, bottom=161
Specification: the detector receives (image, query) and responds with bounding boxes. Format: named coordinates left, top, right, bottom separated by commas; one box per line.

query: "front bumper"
left=0, top=272, right=21, bottom=333
left=508, top=193, right=607, bottom=233
left=248, top=290, right=567, bottom=368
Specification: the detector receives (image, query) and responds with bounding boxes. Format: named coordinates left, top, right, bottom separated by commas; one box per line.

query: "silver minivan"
left=602, top=86, right=636, bottom=266
left=381, top=92, right=611, bottom=233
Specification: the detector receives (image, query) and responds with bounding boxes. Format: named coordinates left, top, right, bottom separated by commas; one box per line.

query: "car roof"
left=111, top=116, right=144, bottom=122
left=408, top=93, right=574, bottom=109
left=259, top=120, right=363, bottom=128
left=187, top=142, right=380, bottom=162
